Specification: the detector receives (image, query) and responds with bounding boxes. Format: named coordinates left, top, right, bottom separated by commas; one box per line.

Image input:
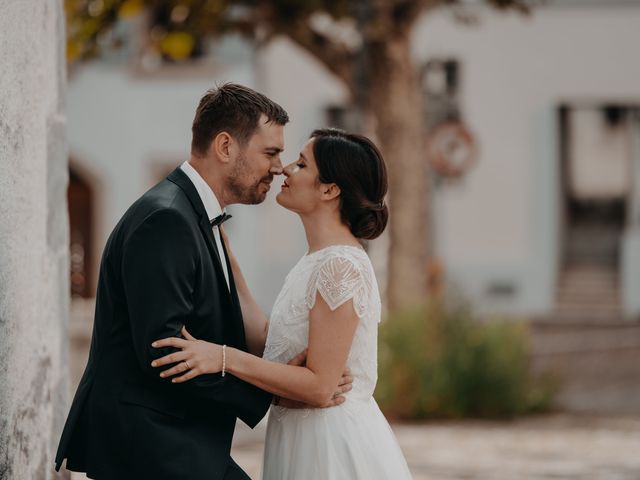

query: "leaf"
left=118, top=0, right=144, bottom=18
left=160, top=31, right=196, bottom=60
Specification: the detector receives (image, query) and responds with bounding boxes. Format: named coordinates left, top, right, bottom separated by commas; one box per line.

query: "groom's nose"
left=269, top=158, right=284, bottom=175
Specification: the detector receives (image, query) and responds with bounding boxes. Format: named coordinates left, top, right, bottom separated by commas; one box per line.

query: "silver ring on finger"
left=184, top=360, right=191, bottom=370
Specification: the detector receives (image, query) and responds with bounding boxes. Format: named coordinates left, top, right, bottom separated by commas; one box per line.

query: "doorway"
left=68, top=167, right=94, bottom=298
left=556, top=103, right=635, bottom=322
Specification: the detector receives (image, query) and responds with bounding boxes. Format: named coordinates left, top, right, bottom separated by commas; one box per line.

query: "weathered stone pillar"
left=0, top=1, right=69, bottom=478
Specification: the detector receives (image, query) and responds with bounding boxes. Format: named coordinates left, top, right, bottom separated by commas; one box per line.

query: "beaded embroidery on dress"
left=261, top=245, right=412, bottom=479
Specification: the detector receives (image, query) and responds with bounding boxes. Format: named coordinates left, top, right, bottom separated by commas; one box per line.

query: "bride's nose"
left=283, top=163, right=295, bottom=177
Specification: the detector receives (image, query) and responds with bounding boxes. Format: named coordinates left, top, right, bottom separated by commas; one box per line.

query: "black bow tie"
left=210, top=212, right=232, bottom=227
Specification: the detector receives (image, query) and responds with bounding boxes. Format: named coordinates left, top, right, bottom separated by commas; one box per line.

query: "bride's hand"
left=151, top=327, right=223, bottom=383
left=274, top=349, right=353, bottom=409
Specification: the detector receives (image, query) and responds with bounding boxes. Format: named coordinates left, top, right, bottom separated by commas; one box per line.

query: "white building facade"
left=67, top=2, right=640, bottom=320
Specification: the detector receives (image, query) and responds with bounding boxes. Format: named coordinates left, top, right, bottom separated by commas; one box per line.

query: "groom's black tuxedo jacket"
left=55, top=167, right=272, bottom=479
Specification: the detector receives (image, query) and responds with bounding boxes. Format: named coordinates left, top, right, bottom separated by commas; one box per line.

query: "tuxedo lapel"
left=166, top=167, right=250, bottom=350
left=166, top=167, right=231, bottom=303
left=219, top=233, right=247, bottom=348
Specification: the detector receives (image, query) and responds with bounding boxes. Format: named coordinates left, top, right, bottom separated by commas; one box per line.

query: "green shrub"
left=375, top=304, right=556, bottom=419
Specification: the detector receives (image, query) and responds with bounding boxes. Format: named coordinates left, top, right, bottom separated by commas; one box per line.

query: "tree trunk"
left=368, top=34, right=430, bottom=311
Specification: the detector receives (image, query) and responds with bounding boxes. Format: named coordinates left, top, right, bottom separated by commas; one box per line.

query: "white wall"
left=0, top=1, right=69, bottom=477
left=67, top=36, right=351, bottom=312
left=411, top=4, right=640, bottom=315
left=68, top=60, right=253, bottom=233
left=68, top=4, right=640, bottom=317
left=233, top=37, right=351, bottom=312
left=67, top=53, right=269, bottom=300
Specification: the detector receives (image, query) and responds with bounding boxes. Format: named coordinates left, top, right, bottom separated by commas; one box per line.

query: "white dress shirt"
left=180, top=161, right=230, bottom=290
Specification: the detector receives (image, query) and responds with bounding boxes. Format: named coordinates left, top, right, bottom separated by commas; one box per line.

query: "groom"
left=55, top=84, right=341, bottom=479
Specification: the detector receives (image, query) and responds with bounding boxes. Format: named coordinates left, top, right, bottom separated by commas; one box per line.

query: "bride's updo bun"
left=310, top=129, right=389, bottom=240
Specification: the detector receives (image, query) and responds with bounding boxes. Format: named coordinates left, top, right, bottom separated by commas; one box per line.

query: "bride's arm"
left=221, top=227, right=268, bottom=356
left=228, top=293, right=358, bottom=405
left=152, top=292, right=359, bottom=407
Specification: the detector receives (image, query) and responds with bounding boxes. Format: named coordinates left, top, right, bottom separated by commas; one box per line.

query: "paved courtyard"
left=67, top=300, right=640, bottom=479
left=69, top=411, right=640, bottom=479
left=230, top=413, right=640, bottom=480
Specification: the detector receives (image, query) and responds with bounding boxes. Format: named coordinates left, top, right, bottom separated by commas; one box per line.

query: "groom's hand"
left=275, top=350, right=353, bottom=409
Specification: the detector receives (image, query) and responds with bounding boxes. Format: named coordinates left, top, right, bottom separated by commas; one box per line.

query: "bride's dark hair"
left=310, top=128, right=389, bottom=240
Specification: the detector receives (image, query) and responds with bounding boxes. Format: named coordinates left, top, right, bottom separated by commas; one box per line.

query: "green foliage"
left=64, top=0, right=350, bottom=64
left=64, top=0, right=537, bottom=64
left=375, top=304, right=556, bottom=419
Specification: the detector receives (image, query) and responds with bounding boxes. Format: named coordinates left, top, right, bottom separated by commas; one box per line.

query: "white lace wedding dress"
left=261, top=245, right=412, bottom=480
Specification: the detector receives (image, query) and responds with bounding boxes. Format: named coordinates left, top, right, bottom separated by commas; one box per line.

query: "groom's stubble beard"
left=227, top=150, right=272, bottom=205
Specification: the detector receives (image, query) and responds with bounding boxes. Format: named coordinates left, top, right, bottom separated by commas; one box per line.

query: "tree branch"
left=389, top=0, right=434, bottom=34
left=275, top=20, right=356, bottom=92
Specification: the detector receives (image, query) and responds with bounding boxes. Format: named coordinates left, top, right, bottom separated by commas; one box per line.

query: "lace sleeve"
left=306, top=254, right=369, bottom=318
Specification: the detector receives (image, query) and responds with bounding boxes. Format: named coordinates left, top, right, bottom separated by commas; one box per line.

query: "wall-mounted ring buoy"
left=426, top=121, right=477, bottom=178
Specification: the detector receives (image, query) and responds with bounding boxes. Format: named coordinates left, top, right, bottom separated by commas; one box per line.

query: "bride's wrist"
left=223, top=346, right=238, bottom=375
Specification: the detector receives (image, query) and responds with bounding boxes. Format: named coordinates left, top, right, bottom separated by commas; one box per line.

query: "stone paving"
left=229, top=414, right=640, bottom=480
left=67, top=300, right=640, bottom=479
left=70, top=412, right=640, bottom=480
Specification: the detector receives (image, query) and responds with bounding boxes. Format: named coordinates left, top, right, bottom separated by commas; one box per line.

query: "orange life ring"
left=426, top=122, right=477, bottom=177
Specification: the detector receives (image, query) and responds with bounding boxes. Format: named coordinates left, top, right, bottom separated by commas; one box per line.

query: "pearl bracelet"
left=221, top=344, right=226, bottom=377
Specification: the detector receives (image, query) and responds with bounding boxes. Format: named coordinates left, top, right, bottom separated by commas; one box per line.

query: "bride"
left=152, top=128, right=412, bottom=479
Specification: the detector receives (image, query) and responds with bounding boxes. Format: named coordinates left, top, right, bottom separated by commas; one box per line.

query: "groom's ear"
left=212, top=131, right=232, bottom=164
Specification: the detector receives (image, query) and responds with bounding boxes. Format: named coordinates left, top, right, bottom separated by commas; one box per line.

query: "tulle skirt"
left=261, top=397, right=412, bottom=480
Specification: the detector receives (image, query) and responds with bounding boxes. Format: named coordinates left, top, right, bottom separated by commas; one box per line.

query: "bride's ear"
left=321, top=183, right=341, bottom=201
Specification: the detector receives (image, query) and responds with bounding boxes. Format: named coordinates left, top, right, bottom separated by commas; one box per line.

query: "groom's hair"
left=191, top=83, right=289, bottom=157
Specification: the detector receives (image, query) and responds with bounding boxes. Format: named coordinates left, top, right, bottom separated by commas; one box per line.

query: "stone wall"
left=0, top=1, right=69, bottom=478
